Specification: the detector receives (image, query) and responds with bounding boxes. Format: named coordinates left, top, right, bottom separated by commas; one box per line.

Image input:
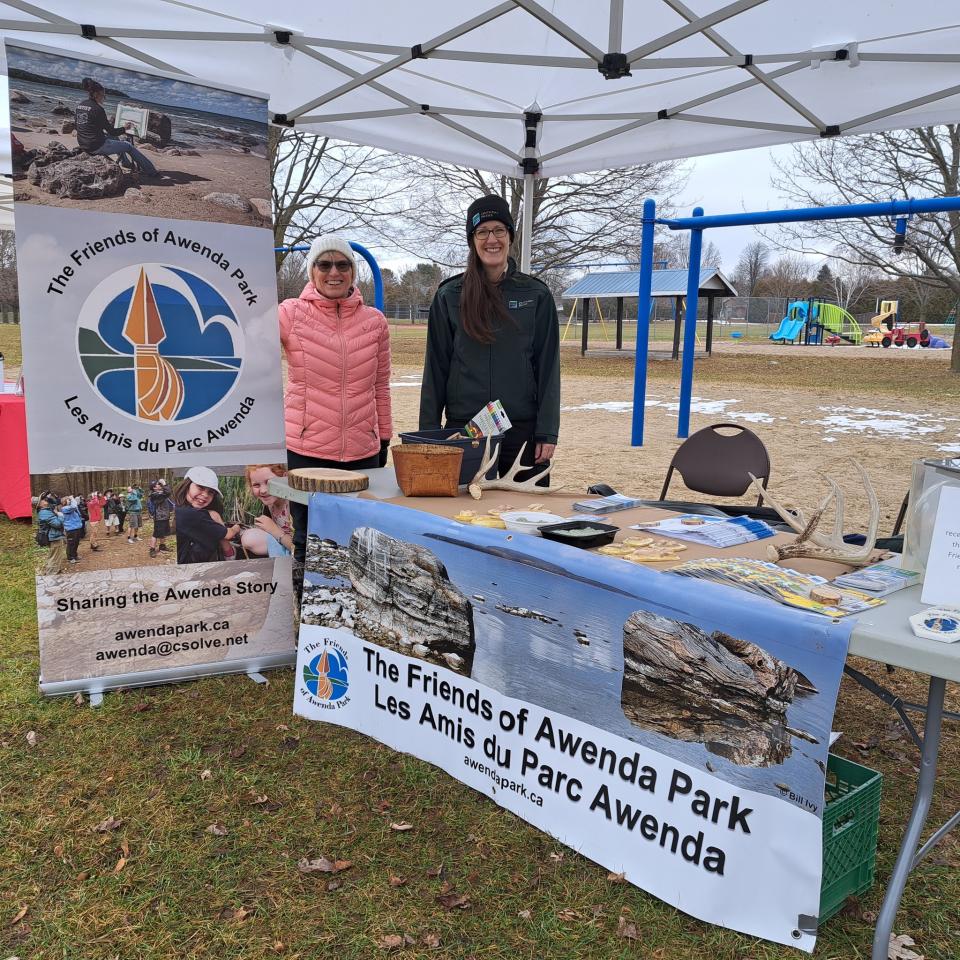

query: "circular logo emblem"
left=303, top=647, right=350, bottom=702
left=77, top=263, right=243, bottom=423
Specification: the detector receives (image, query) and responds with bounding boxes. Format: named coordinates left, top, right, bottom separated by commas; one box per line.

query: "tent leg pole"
left=521, top=172, right=534, bottom=273
left=678, top=208, right=705, bottom=439
left=631, top=198, right=656, bottom=446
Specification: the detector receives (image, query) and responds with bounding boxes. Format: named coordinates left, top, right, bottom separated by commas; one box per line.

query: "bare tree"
left=269, top=130, right=410, bottom=269
left=0, top=229, right=18, bottom=312
left=754, top=255, right=810, bottom=300
left=771, top=126, right=960, bottom=371
left=654, top=232, right=723, bottom=271
left=395, top=160, right=687, bottom=274
left=732, top=240, right=769, bottom=296
left=826, top=255, right=878, bottom=311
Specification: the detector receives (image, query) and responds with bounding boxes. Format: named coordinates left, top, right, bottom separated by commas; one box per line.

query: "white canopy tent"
left=1, top=2, right=959, bottom=265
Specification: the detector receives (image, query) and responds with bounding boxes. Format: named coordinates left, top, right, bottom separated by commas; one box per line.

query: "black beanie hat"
left=466, top=195, right=515, bottom=240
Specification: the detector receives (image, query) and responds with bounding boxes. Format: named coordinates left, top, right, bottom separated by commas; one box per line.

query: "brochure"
left=668, top=557, right=885, bottom=618
left=572, top=493, right=645, bottom=514
left=630, top=514, right=776, bottom=548
left=832, top=561, right=921, bottom=597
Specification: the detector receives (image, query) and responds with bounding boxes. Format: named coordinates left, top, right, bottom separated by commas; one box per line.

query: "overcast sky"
left=674, top=142, right=798, bottom=273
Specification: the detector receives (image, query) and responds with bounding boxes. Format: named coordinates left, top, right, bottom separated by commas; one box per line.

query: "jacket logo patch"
left=509, top=299, right=534, bottom=309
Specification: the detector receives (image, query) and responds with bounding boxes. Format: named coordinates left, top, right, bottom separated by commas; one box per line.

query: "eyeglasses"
left=314, top=259, right=353, bottom=273
left=474, top=226, right=508, bottom=241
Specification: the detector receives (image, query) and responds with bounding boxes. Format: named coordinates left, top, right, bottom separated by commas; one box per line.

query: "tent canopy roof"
left=563, top=268, right=736, bottom=299
left=0, top=3, right=959, bottom=176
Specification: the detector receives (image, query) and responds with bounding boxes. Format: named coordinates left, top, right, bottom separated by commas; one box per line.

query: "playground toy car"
left=864, top=299, right=931, bottom=348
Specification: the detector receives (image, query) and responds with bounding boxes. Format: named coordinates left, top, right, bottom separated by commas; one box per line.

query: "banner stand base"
left=89, top=692, right=103, bottom=708
left=246, top=671, right=269, bottom=685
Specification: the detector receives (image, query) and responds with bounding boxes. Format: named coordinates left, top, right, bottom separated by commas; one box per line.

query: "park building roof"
left=562, top=268, right=737, bottom=300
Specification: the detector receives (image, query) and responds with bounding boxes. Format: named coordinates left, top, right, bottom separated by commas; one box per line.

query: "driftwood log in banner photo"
left=620, top=610, right=818, bottom=767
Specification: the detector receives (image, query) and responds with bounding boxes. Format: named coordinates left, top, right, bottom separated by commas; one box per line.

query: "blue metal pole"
left=677, top=207, right=704, bottom=439
left=660, top=195, right=960, bottom=231
left=275, top=242, right=385, bottom=312
left=631, top=198, right=656, bottom=447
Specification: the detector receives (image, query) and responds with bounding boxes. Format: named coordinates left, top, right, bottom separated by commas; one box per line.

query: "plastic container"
left=539, top=520, right=619, bottom=549
left=902, top=457, right=960, bottom=574
left=819, top=754, right=883, bottom=923
left=500, top=511, right=566, bottom=535
left=400, top=429, right=503, bottom=485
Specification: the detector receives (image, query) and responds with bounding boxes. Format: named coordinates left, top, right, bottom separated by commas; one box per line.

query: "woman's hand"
left=254, top=514, right=283, bottom=540
left=226, top=523, right=241, bottom=541
left=534, top=442, right=556, bottom=463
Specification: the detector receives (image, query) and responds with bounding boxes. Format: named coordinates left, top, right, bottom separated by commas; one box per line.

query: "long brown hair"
left=460, top=248, right=513, bottom=344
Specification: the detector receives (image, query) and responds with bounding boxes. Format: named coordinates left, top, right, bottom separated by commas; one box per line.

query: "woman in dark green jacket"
left=419, top=195, right=560, bottom=483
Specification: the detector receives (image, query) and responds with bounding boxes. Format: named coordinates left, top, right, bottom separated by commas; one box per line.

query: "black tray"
left=538, top=520, right=619, bottom=549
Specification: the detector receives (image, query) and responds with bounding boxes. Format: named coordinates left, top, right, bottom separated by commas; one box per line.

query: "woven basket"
left=391, top=443, right=463, bottom=497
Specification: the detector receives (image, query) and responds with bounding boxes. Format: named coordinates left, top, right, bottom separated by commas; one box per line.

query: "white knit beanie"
left=305, top=234, right=356, bottom=277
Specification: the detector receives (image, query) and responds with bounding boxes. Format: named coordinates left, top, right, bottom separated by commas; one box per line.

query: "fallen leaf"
left=557, top=908, right=581, bottom=921
left=132, top=702, right=152, bottom=713
left=617, top=911, right=639, bottom=940
left=73, top=692, right=85, bottom=706
left=607, top=871, right=626, bottom=884
left=25, top=731, right=37, bottom=748
left=9, top=905, right=28, bottom=925
left=517, top=909, right=532, bottom=921
left=53, top=843, right=64, bottom=858
left=326, top=879, right=342, bottom=892
left=376, top=935, right=404, bottom=950
left=229, top=744, right=247, bottom=759
left=389, top=821, right=413, bottom=832
left=388, top=874, right=407, bottom=887
left=296, top=856, right=352, bottom=874
left=75, top=870, right=91, bottom=881
left=888, top=933, right=925, bottom=960
left=425, top=863, right=445, bottom=878
left=422, top=933, right=441, bottom=948
left=232, top=906, right=251, bottom=922
left=376, top=800, right=392, bottom=812
left=113, top=856, right=127, bottom=874
left=328, top=802, right=343, bottom=816
left=275, top=723, right=289, bottom=732
left=549, top=851, right=564, bottom=863
left=206, top=823, right=228, bottom=836
left=200, top=769, right=213, bottom=781
left=120, top=839, right=130, bottom=858
left=94, top=816, right=123, bottom=833
left=436, top=892, right=472, bottom=911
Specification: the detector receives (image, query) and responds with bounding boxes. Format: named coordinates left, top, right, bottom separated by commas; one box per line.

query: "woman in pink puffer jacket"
left=279, top=234, right=393, bottom=567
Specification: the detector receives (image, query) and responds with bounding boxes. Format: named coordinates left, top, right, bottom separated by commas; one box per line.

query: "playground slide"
left=770, top=316, right=806, bottom=342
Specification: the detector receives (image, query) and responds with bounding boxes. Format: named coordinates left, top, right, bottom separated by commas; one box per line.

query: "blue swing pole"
left=677, top=207, right=704, bottom=439
left=631, top=198, right=656, bottom=446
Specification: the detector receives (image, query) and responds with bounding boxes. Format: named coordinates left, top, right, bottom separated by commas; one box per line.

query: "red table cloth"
left=0, top=393, right=30, bottom=519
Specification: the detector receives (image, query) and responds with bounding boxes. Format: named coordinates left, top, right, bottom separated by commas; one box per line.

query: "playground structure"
left=863, top=298, right=933, bottom=348
left=769, top=299, right=863, bottom=345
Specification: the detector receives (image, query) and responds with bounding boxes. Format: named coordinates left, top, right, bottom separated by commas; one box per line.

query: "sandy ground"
left=388, top=350, right=960, bottom=533
left=12, top=131, right=271, bottom=227
left=48, top=526, right=176, bottom=573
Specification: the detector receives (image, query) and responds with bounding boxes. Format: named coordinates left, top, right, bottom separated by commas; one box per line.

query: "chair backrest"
left=659, top=423, right=771, bottom=504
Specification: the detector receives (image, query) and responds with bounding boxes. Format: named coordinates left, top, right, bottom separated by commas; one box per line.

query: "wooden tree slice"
left=288, top=468, right=369, bottom=493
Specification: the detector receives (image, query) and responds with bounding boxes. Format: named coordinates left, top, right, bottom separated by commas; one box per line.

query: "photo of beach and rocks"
left=7, top=45, right=271, bottom=228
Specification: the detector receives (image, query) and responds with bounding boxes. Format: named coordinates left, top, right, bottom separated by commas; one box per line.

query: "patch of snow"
left=804, top=406, right=953, bottom=440
left=562, top=395, right=774, bottom=423
left=562, top=401, right=633, bottom=413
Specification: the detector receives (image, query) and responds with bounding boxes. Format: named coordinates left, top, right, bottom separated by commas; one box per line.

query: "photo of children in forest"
left=33, top=464, right=292, bottom=572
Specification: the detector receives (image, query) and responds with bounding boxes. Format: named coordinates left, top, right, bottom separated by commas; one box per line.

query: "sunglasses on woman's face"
left=314, top=259, right=353, bottom=273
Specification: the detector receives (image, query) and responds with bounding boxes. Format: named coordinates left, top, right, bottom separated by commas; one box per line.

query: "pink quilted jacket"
left=279, top=283, right=393, bottom=462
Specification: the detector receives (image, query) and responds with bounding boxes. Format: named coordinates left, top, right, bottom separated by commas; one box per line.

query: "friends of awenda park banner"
left=5, top=41, right=294, bottom=695
left=293, top=496, right=855, bottom=951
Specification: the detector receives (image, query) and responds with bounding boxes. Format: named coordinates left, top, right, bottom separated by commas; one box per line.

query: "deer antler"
left=748, top=463, right=880, bottom=567
left=467, top=435, right=564, bottom=500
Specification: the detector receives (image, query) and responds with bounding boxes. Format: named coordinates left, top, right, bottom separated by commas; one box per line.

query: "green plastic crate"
left=819, top=753, right=883, bottom=922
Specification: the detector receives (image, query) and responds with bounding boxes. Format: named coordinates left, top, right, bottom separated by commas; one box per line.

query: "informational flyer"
left=6, top=41, right=295, bottom=695
left=921, top=485, right=960, bottom=607
left=294, top=496, right=855, bottom=952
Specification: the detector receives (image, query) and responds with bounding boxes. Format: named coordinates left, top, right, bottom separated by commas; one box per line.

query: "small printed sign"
left=920, top=486, right=960, bottom=607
